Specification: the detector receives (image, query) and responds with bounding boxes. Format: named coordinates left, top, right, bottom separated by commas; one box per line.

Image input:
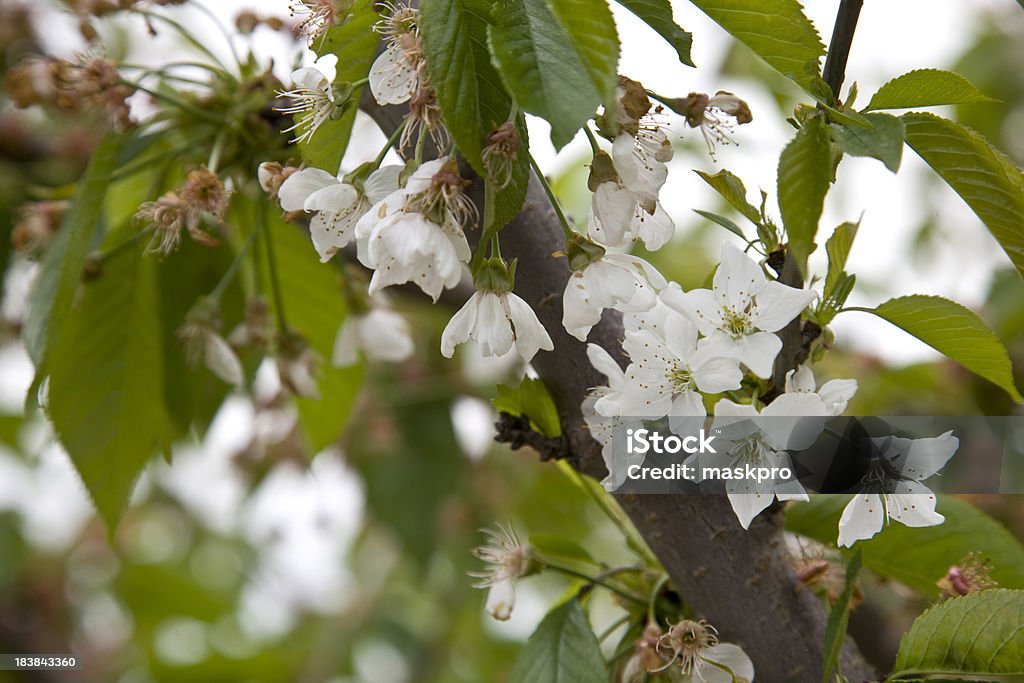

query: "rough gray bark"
left=359, top=93, right=876, bottom=681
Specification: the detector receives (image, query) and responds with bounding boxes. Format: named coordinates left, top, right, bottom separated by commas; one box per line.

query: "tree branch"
left=359, top=94, right=875, bottom=683
left=822, top=0, right=864, bottom=102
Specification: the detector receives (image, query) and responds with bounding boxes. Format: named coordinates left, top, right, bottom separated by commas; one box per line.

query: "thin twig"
left=821, top=0, right=864, bottom=102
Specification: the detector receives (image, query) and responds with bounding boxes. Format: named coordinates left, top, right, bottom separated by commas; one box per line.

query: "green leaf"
left=614, top=0, right=694, bottom=66
left=902, top=112, right=1024, bottom=282
left=260, top=210, right=364, bottom=451
left=688, top=0, right=825, bottom=93
left=856, top=295, right=1022, bottom=402
left=823, top=220, right=859, bottom=299
left=865, top=69, right=997, bottom=112
left=890, top=590, right=1024, bottom=679
left=821, top=549, right=861, bottom=683
left=23, top=133, right=125, bottom=368
left=778, top=115, right=831, bottom=276
left=530, top=534, right=597, bottom=574
left=787, top=496, right=1024, bottom=595
left=509, top=598, right=607, bottom=683
left=830, top=111, right=905, bottom=172
left=489, top=0, right=619, bottom=148
left=296, top=0, right=379, bottom=172
left=494, top=378, right=562, bottom=438
left=693, top=209, right=747, bottom=240
left=48, top=244, right=174, bottom=533
left=694, top=169, right=762, bottom=225
left=420, top=0, right=514, bottom=172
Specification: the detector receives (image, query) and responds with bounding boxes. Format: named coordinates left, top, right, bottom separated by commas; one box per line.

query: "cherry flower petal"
left=203, top=333, right=243, bottom=387
left=887, top=488, right=944, bottom=527
left=589, top=182, right=635, bottom=247
left=729, top=329, right=783, bottom=379
left=277, top=167, right=338, bottom=212
left=752, top=280, right=817, bottom=332
left=630, top=200, right=675, bottom=251
left=440, top=294, right=479, bottom=358
left=368, top=43, right=418, bottom=105
left=506, top=292, right=554, bottom=362
left=332, top=317, right=361, bottom=367
left=713, top=242, right=766, bottom=312
left=700, top=643, right=755, bottom=683
left=838, top=493, right=885, bottom=547
left=661, top=286, right=723, bottom=336
left=484, top=577, right=516, bottom=621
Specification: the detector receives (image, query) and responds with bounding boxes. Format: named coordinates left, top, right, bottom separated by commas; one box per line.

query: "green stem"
left=93, top=226, right=156, bottom=262
left=583, top=124, right=602, bottom=155
left=528, top=153, right=575, bottom=240
left=373, top=120, right=406, bottom=168
left=544, top=561, right=647, bottom=605
left=559, top=462, right=661, bottom=568
left=259, top=201, right=288, bottom=332
left=414, top=124, right=427, bottom=165
left=647, top=574, right=670, bottom=625
left=190, top=0, right=243, bottom=70
left=207, top=130, right=227, bottom=174
left=597, top=614, right=632, bottom=643
left=126, top=81, right=224, bottom=125
left=131, top=9, right=234, bottom=75
left=210, top=219, right=261, bottom=301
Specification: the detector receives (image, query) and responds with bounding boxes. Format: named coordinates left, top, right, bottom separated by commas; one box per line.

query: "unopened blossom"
left=785, top=365, right=857, bottom=416
left=615, top=298, right=744, bottom=420
left=937, top=552, right=997, bottom=599
left=354, top=159, right=472, bottom=301
left=177, top=299, right=244, bottom=387
left=700, top=394, right=827, bottom=529
left=563, top=249, right=666, bottom=342
left=469, top=523, right=533, bottom=621
left=178, top=324, right=244, bottom=387
left=672, top=90, right=753, bottom=159
left=289, top=0, right=338, bottom=46
left=277, top=63, right=340, bottom=144
left=278, top=165, right=400, bottom=262
left=368, top=2, right=422, bottom=105
left=652, top=620, right=754, bottom=683
left=257, top=162, right=300, bottom=200
left=333, top=302, right=414, bottom=367
left=663, top=243, right=817, bottom=378
left=838, top=430, right=959, bottom=547
left=441, top=289, right=553, bottom=362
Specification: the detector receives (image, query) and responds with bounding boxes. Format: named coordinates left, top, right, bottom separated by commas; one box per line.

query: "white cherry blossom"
left=653, top=620, right=755, bottom=683
left=279, top=165, right=402, bottom=263
left=277, top=64, right=338, bottom=144
left=663, top=242, right=817, bottom=378
left=615, top=301, right=743, bottom=421
left=563, top=253, right=666, bottom=342
left=332, top=304, right=414, bottom=367
left=701, top=394, right=827, bottom=529
left=441, top=290, right=553, bottom=362
left=838, top=430, right=959, bottom=547
left=469, top=523, right=532, bottom=621
left=785, top=365, right=858, bottom=416
left=354, top=160, right=471, bottom=301
left=589, top=182, right=675, bottom=251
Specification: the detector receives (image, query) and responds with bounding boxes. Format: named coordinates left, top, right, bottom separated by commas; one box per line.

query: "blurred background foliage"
left=0, top=1, right=1023, bottom=682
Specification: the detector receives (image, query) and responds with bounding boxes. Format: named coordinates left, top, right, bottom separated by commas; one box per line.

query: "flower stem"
left=543, top=560, right=647, bottom=605
left=259, top=200, right=288, bottom=333
left=528, top=153, right=575, bottom=240
left=209, top=217, right=261, bottom=302
left=647, top=574, right=670, bottom=624
left=207, top=130, right=227, bottom=174
left=125, top=81, right=224, bottom=125
left=374, top=120, right=406, bottom=168
left=597, top=614, right=632, bottom=643
left=583, top=124, right=602, bottom=155
left=93, top=225, right=156, bottom=263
